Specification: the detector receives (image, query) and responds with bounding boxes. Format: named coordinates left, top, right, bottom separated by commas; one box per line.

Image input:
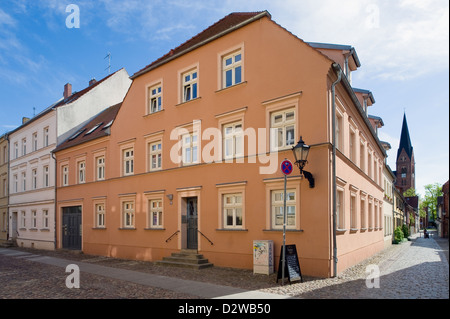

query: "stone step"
left=155, top=260, right=214, bottom=270
left=162, top=256, right=210, bottom=264
left=0, top=240, right=17, bottom=248
left=170, top=252, right=206, bottom=259
left=155, top=250, right=213, bottom=269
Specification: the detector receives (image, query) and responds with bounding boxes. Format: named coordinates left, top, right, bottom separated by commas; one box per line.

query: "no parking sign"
left=281, top=159, right=293, bottom=176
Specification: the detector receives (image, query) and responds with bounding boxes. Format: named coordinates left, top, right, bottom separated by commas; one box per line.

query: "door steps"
left=0, top=240, right=17, bottom=248
left=155, top=249, right=213, bottom=269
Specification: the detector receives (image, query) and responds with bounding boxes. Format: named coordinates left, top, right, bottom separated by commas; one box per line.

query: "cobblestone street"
left=0, top=232, right=448, bottom=300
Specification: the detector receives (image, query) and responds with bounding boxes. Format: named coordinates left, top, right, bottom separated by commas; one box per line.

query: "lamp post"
left=292, top=137, right=314, bottom=188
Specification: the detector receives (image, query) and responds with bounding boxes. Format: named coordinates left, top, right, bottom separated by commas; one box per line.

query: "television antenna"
left=104, top=52, right=111, bottom=74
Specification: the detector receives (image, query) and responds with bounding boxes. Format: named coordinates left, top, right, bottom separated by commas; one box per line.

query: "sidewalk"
left=0, top=248, right=291, bottom=299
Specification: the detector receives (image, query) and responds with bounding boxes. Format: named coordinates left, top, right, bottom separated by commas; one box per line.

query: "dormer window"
left=85, top=123, right=103, bottom=135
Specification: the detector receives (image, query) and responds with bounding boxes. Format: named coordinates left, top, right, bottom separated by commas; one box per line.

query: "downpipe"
left=331, top=63, right=342, bottom=277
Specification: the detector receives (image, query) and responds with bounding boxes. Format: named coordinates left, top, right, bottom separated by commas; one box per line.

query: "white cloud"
left=259, top=0, right=449, bottom=81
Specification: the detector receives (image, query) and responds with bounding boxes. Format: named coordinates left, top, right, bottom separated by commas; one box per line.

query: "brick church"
left=395, top=113, right=415, bottom=193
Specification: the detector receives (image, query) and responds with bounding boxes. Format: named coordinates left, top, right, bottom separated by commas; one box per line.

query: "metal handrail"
left=198, top=230, right=213, bottom=245
left=165, top=230, right=179, bottom=243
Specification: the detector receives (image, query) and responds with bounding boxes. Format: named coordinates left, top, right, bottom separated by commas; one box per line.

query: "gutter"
left=331, top=63, right=342, bottom=278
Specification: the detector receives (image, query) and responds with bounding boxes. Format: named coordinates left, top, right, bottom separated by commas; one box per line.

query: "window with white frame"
left=349, top=129, right=356, bottom=162
left=78, top=161, right=86, bottom=184
left=95, top=203, right=105, bottom=228
left=123, top=148, right=134, bottom=176
left=335, top=112, right=343, bottom=151
left=31, top=210, right=37, bottom=228
left=21, top=211, right=26, bottom=228
left=32, top=168, right=37, bottom=189
left=223, top=122, right=243, bottom=160
left=13, top=174, right=18, bottom=193
left=360, top=196, right=366, bottom=229
left=368, top=200, right=373, bottom=229
left=32, top=132, right=38, bottom=152
left=21, top=172, right=26, bottom=191
left=182, top=133, right=199, bottom=165
left=350, top=194, right=357, bottom=229
left=42, top=209, right=49, bottom=229
left=122, top=201, right=134, bottom=228
left=149, top=199, right=163, bottom=228
left=62, top=165, right=69, bottom=186
left=360, top=141, right=365, bottom=172
left=148, top=84, right=162, bottom=114
left=222, top=50, right=242, bottom=88
left=43, top=127, right=49, bottom=147
left=44, top=165, right=50, bottom=187
left=271, top=189, right=296, bottom=229
left=2, top=178, right=6, bottom=197
left=14, top=142, right=18, bottom=159
left=149, top=141, right=162, bottom=171
left=182, top=69, right=198, bottom=102
left=337, top=189, right=344, bottom=230
left=22, top=138, right=26, bottom=156
left=270, top=108, right=295, bottom=151
left=96, top=156, right=105, bottom=180
left=223, top=193, right=243, bottom=229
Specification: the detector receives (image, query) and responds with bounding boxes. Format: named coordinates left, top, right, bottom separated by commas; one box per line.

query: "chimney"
left=22, top=117, right=30, bottom=124
left=89, top=78, right=97, bottom=86
left=64, top=83, right=72, bottom=99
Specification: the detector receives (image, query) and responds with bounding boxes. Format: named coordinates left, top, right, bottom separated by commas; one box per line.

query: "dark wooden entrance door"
left=62, top=206, right=82, bottom=250
left=186, top=197, right=198, bottom=250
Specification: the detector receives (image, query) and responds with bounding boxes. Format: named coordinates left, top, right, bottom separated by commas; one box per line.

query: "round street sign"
left=281, top=160, right=293, bottom=176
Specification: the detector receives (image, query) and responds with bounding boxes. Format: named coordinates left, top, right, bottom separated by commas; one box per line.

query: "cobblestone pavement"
left=0, top=231, right=448, bottom=300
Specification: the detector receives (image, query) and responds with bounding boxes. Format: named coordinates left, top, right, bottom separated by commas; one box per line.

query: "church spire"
left=397, top=113, right=413, bottom=160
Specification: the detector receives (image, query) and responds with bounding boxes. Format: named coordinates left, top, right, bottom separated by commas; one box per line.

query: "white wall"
left=57, top=68, right=132, bottom=144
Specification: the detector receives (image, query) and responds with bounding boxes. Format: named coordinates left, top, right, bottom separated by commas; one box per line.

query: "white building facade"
left=383, top=164, right=395, bottom=248
left=8, top=69, right=131, bottom=249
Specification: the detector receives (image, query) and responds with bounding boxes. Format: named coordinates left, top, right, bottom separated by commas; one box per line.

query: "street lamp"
left=292, top=137, right=315, bottom=188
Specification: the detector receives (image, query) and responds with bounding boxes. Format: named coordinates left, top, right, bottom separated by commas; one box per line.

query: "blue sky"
left=0, top=0, right=448, bottom=197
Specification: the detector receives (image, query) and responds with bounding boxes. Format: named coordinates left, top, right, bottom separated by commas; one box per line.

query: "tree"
left=403, top=188, right=418, bottom=197
left=419, top=183, right=443, bottom=220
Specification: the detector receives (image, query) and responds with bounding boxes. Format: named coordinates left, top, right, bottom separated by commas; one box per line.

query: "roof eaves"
left=308, top=42, right=361, bottom=68
left=353, top=87, right=376, bottom=104
left=332, top=63, right=386, bottom=157
left=130, top=11, right=271, bottom=79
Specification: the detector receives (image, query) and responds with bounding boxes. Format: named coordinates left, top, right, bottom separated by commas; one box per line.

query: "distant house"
left=7, top=69, right=131, bottom=250
left=0, top=134, right=8, bottom=245
left=437, top=180, right=449, bottom=238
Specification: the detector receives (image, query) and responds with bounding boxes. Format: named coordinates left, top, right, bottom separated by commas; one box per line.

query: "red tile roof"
left=131, top=11, right=270, bottom=79
left=53, top=102, right=122, bottom=153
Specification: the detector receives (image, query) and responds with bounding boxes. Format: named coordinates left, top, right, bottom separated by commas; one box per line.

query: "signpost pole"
left=282, top=171, right=287, bottom=285
left=279, top=159, right=292, bottom=286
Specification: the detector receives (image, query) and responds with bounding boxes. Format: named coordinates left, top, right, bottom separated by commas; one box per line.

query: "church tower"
left=395, top=113, right=415, bottom=194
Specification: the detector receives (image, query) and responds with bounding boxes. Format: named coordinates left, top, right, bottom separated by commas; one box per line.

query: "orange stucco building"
left=54, top=11, right=386, bottom=278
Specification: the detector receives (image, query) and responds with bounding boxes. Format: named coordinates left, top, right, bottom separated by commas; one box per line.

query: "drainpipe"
left=51, top=151, right=57, bottom=250
left=5, top=133, right=10, bottom=241
left=331, top=63, right=342, bottom=278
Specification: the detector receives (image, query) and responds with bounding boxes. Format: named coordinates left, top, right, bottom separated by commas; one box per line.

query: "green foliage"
left=419, top=183, right=444, bottom=220
left=394, top=226, right=404, bottom=243
left=403, top=188, right=417, bottom=197
left=402, top=224, right=410, bottom=238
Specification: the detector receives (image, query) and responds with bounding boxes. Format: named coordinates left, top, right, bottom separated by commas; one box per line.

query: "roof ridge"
left=131, top=11, right=269, bottom=79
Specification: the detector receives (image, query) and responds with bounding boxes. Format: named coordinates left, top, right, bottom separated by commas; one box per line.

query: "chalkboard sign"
left=277, top=244, right=303, bottom=284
